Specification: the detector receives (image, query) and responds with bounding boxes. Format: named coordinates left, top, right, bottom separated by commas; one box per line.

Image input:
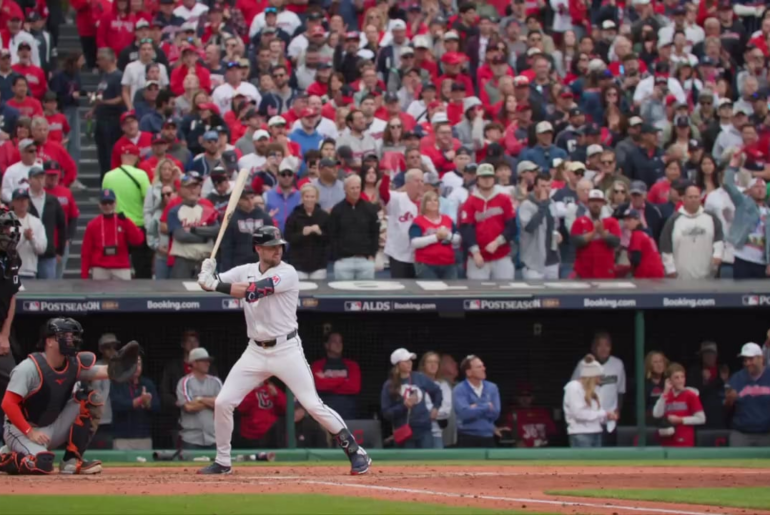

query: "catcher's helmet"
left=253, top=226, right=287, bottom=247
left=43, top=318, right=84, bottom=356
left=0, top=209, right=21, bottom=258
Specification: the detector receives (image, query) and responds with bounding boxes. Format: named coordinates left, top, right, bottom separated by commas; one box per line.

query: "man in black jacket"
left=0, top=209, right=21, bottom=432
left=219, top=187, right=273, bottom=272
left=26, top=166, right=66, bottom=279
left=624, top=124, right=666, bottom=188
left=333, top=32, right=362, bottom=84
left=615, top=181, right=666, bottom=243
left=328, top=175, right=379, bottom=280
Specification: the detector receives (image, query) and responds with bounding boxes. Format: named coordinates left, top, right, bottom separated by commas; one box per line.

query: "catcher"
left=0, top=318, right=140, bottom=475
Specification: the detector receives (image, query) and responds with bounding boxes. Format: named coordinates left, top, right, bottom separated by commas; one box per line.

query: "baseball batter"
left=197, top=226, right=371, bottom=475
left=0, top=318, right=139, bottom=475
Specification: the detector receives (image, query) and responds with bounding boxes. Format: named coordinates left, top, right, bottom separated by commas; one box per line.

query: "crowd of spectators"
left=81, top=327, right=770, bottom=450
left=2, top=0, right=770, bottom=280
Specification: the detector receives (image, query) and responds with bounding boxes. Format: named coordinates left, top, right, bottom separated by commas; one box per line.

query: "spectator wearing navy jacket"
left=725, top=343, right=770, bottom=447
left=265, top=160, right=301, bottom=232
left=110, top=356, right=160, bottom=450
left=409, top=191, right=460, bottom=280
left=453, top=355, right=501, bottom=448
left=311, top=332, right=361, bottom=421
left=381, top=348, right=443, bottom=449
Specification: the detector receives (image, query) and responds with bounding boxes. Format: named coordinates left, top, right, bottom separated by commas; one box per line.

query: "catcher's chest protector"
left=23, top=353, right=79, bottom=427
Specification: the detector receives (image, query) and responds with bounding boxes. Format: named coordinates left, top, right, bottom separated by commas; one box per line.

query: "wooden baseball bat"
left=210, top=167, right=250, bottom=259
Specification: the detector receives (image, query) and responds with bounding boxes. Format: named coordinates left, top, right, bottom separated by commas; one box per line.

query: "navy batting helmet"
left=252, top=226, right=287, bottom=247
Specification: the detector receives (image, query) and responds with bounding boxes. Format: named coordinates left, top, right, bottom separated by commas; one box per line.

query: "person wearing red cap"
left=81, top=188, right=145, bottom=280
left=43, top=161, right=80, bottom=279
left=436, top=52, right=473, bottom=96
left=0, top=0, right=24, bottom=31
left=170, top=45, right=212, bottom=96
left=110, top=111, right=154, bottom=170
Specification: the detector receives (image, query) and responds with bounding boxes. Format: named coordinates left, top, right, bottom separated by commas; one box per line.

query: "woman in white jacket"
left=563, top=355, right=618, bottom=447
left=10, top=189, right=47, bottom=278
left=419, top=351, right=454, bottom=449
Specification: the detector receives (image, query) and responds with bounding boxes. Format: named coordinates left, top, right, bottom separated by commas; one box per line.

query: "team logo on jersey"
left=272, top=275, right=281, bottom=286
left=257, top=391, right=274, bottom=409
left=400, top=384, right=424, bottom=405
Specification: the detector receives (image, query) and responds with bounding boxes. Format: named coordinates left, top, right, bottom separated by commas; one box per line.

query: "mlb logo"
left=222, top=299, right=241, bottom=309
left=464, top=299, right=481, bottom=310
left=24, top=301, right=40, bottom=311
left=345, top=301, right=362, bottom=312
left=744, top=295, right=759, bottom=306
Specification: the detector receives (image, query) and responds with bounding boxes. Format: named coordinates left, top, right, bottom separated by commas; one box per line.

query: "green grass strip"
left=0, top=494, right=542, bottom=515
left=546, top=487, right=770, bottom=510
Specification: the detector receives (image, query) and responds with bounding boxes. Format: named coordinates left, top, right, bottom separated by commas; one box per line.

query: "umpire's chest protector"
left=22, top=352, right=89, bottom=427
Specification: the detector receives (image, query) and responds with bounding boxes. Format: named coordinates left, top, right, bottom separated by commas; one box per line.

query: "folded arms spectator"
left=453, top=355, right=500, bottom=448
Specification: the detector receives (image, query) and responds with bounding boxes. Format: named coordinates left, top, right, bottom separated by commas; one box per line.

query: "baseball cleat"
left=349, top=448, right=371, bottom=476
left=198, top=462, right=232, bottom=475
left=59, top=459, right=102, bottom=475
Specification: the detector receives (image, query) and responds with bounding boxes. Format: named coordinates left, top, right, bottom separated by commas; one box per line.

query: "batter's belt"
left=252, top=329, right=298, bottom=348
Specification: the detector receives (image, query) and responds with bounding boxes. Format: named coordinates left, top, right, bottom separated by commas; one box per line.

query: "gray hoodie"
left=517, top=193, right=560, bottom=273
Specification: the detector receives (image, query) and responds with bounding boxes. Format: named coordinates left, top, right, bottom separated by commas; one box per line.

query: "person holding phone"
left=725, top=343, right=770, bottom=447
left=653, top=364, right=705, bottom=447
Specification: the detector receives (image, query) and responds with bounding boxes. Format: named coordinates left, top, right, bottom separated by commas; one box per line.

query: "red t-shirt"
left=628, top=229, right=665, bottom=279
left=7, top=96, right=43, bottom=118
left=45, top=113, right=71, bottom=143
left=11, top=63, right=47, bottom=100
left=412, top=214, right=456, bottom=266
left=237, top=384, right=286, bottom=440
left=571, top=215, right=622, bottom=279
left=507, top=407, right=557, bottom=448
left=660, top=388, right=703, bottom=447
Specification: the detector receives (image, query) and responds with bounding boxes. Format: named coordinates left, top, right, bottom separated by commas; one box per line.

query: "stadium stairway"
left=58, top=24, right=105, bottom=278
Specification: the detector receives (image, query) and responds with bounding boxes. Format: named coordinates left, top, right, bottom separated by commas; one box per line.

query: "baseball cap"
left=582, top=123, right=601, bottom=136
left=18, top=139, right=35, bottom=152
left=188, top=348, right=213, bottom=362
left=309, top=25, right=325, bottom=37
left=688, top=139, right=703, bottom=151
left=198, top=102, right=219, bottom=113
left=513, top=76, right=530, bottom=87
left=569, top=161, right=586, bottom=173
left=733, top=105, right=749, bottom=116
left=210, top=166, right=227, bottom=178
left=424, top=171, right=441, bottom=186
left=180, top=172, right=203, bottom=186
left=588, top=189, right=606, bottom=201
left=268, top=115, right=287, bottom=127
left=450, top=82, right=467, bottom=92
left=163, top=118, right=178, bottom=128
left=222, top=150, right=239, bottom=171
left=135, top=19, right=150, bottom=30
left=622, top=208, right=640, bottom=219
left=698, top=341, right=718, bottom=354
left=307, top=11, right=325, bottom=20
left=738, top=342, right=763, bottom=358
left=629, top=180, right=648, bottom=194
left=536, top=121, right=553, bottom=134
left=601, top=20, right=617, bottom=30
left=11, top=188, right=29, bottom=201
left=587, top=144, right=604, bottom=158
left=319, top=157, right=338, bottom=167
left=629, top=116, right=643, bottom=127
left=401, top=46, right=415, bottom=57
left=253, top=129, right=270, bottom=141
left=580, top=360, right=604, bottom=378
left=456, top=146, right=472, bottom=156
left=280, top=156, right=299, bottom=173
left=391, top=19, right=406, bottom=30
left=145, top=80, right=160, bottom=89
left=390, top=347, right=417, bottom=365
left=443, top=30, right=459, bottom=41
left=152, top=134, right=167, bottom=145
left=203, top=130, right=219, bottom=141
left=675, top=116, right=690, bottom=128
left=569, top=107, right=583, bottom=117
left=476, top=163, right=495, bottom=177
left=17, top=41, right=31, bottom=51
left=100, top=189, right=117, bottom=203
left=640, top=124, right=661, bottom=134
left=431, top=112, right=449, bottom=124
left=463, top=96, right=482, bottom=111
left=120, top=110, right=138, bottom=124
left=516, top=160, right=539, bottom=174
left=28, top=166, right=44, bottom=177
left=718, top=98, right=733, bottom=108
left=44, top=160, right=62, bottom=173
left=26, top=11, right=41, bottom=22
left=413, top=35, right=430, bottom=48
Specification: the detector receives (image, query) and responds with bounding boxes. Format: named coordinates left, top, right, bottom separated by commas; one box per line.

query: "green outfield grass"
left=546, top=487, right=770, bottom=510
left=0, top=494, right=543, bottom=515
left=106, top=458, right=770, bottom=469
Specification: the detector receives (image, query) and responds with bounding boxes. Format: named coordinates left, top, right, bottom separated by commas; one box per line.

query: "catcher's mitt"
left=108, top=341, right=141, bottom=383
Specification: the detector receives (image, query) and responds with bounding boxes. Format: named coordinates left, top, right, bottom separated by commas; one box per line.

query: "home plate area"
left=2, top=465, right=770, bottom=515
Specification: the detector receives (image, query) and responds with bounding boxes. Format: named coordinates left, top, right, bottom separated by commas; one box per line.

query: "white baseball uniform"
left=212, top=260, right=348, bottom=467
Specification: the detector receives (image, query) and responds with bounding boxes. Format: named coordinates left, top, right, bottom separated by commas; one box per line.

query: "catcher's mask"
left=0, top=209, right=21, bottom=260
left=44, top=318, right=84, bottom=356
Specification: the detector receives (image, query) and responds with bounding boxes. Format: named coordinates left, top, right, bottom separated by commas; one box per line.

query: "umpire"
left=0, top=209, right=22, bottom=430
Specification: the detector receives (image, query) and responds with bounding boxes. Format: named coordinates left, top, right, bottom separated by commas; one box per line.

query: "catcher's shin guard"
left=64, top=387, right=103, bottom=462
left=0, top=450, right=20, bottom=474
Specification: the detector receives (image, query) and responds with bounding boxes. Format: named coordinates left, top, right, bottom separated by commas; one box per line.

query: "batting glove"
left=201, top=258, right=217, bottom=275
left=198, top=270, right=219, bottom=291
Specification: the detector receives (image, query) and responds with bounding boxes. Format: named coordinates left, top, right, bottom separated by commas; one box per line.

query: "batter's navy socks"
left=198, top=462, right=233, bottom=475
left=334, top=429, right=372, bottom=475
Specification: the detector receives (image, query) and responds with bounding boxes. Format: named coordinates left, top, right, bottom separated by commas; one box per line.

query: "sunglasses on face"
left=601, top=160, right=615, bottom=165
left=268, top=152, right=282, bottom=158
left=613, top=189, right=626, bottom=194
left=279, top=171, right=294, bottom=177
left=162, top=192, right=173, bottom=197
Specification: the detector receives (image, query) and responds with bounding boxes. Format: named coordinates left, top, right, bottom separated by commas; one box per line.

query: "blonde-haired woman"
left=144, top=159, right=180, bottom=279
left=284, top=183, right=330, bottom=279
left=419, top=351, right=453, bottom=448
left=644, top=351, right=669, bottom=419
left=563, top=355, right=618, bottom=447
left=409, top=191, right=460, bottom=279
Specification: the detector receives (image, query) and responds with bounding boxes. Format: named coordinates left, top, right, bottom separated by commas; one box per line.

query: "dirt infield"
left=2, top=465, right=770, bottom=514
